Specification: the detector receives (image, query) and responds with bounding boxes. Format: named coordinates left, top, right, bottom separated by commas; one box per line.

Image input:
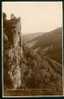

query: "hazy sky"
left=2, top=2, right=62, bottom=34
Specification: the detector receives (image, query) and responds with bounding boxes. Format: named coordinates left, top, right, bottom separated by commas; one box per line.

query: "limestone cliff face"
left=3, top=14, right=23, bottom=89
left=8, top=47, right=22, bottom=89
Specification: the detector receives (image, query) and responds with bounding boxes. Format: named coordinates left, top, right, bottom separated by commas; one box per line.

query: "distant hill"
left=23, top=27, right=62, bottom=63
left=33, top=27, right=62, bottom=48
left=23, top=27, right=62, bottom=47
left=22, top=32, right=44, bottom=44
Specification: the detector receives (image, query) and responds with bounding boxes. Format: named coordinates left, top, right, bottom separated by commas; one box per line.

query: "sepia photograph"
left=2, top=1, right=63, bottom=97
